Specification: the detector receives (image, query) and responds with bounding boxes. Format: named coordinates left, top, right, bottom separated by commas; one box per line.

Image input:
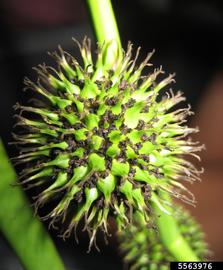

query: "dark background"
left=0, top=0, right=223, bottom=269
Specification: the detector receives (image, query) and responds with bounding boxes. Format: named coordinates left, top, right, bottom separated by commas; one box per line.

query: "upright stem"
left=86, top=0, right=121, bottom=47
left=87, top=0, right=199, bottom=262
left=86, top=0, right=122, bottom=67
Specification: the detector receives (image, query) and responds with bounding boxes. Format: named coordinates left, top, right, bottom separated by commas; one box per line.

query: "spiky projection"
left=118, top=206, right=209, bottom=270
left=13, top=38, right=203, bottom=249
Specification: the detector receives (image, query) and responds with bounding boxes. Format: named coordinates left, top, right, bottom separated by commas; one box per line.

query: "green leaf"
left=0, top=139, right=66, bottom=270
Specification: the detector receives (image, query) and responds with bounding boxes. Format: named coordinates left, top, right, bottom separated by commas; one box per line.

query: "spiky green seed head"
left=118, top=206, right=209, bottom=270
left=13, top=38, right=203, bottom=249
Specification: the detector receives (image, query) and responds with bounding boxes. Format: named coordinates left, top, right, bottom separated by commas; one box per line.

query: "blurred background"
left=0, top=0, right=223, bottom=269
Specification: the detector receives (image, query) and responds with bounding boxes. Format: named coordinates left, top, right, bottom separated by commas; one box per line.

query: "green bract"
left=118, top=206, right=209, bottom=270
left=13, top=38, right=203, bottom=249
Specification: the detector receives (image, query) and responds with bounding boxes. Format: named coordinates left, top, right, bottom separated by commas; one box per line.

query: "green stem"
left=87, top=0, right=199, bottom=262
left=0, top=139, right=66, bottom=270
left=152, top=193, right=199, bottom=261
left=86, top=0, right=121, bottom=47
left=86, top=0, right=122, bottom=67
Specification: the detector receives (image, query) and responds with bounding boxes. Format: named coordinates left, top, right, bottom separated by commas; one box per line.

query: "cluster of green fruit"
left=13, top=39, right=205, bottom=264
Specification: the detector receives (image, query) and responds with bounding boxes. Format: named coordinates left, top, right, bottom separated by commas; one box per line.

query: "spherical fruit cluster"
left=13, top=38, right=203, bottom=248
left=118, top=206, right=209, bottom=270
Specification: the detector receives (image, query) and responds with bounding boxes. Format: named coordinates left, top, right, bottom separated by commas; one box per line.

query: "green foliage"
left=0, top=0, right=208, bottom=268
left=0, top=139, right=65, bottom=270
